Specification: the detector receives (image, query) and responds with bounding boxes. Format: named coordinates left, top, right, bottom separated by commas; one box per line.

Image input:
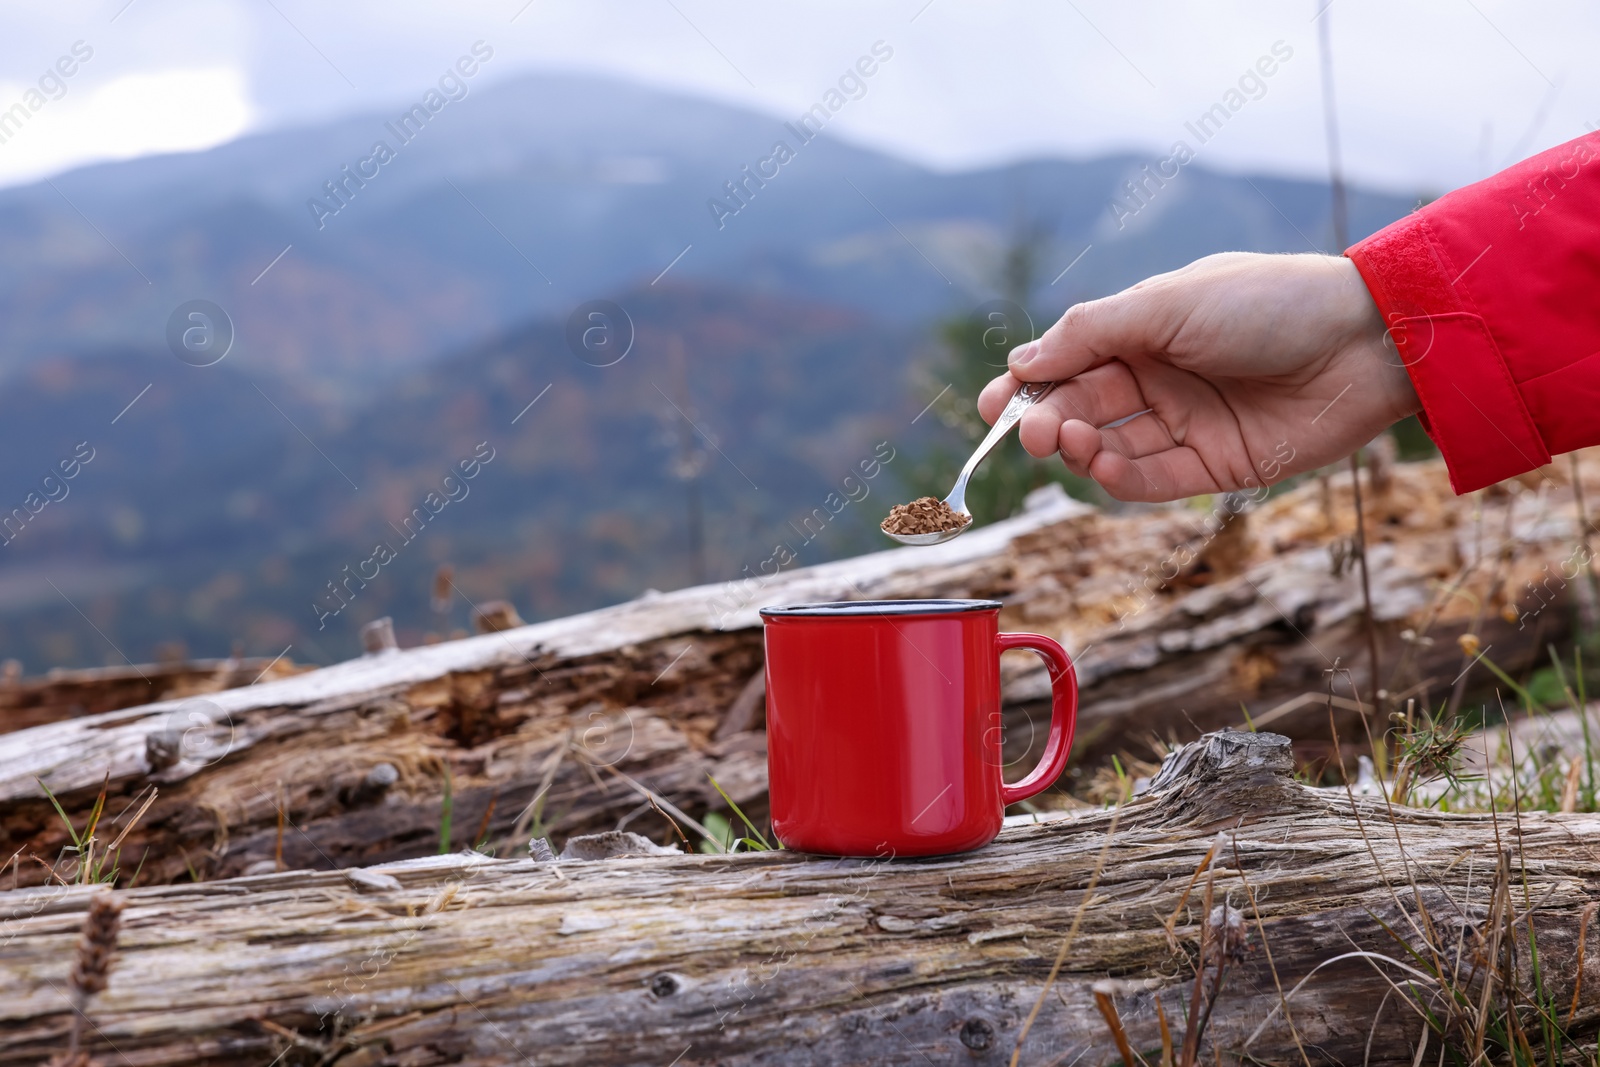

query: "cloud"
left=0, top=0, right=1594, bottom=194
left=0, top=67, right=253, bottom=187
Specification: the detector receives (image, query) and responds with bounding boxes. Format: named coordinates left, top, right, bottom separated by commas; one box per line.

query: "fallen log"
left=0, top=491, right=1091, bottom=885
left=1, top=731, right=1594, bottom=1066
left=0, top=456, right=1592, bottom=885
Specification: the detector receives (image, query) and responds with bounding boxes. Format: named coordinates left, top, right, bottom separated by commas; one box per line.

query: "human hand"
left=977, top=252, right=1419, bottom=502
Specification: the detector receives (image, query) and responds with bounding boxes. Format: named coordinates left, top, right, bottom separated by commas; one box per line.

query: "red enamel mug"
left=760, top=599, right=1078, bottom=857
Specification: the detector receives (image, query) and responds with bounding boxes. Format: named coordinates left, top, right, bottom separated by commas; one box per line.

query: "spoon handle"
left=954, top=381, right=1056, bottom=489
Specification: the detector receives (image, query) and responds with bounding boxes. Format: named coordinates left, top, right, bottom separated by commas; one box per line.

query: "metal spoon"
left=883, top=381, right=1057, bottom=546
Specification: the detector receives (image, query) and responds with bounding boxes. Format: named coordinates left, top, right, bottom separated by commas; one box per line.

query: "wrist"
left=1336, top=256, right=1420, bottom=425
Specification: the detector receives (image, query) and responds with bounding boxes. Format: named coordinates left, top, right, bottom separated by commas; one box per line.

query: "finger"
left=1058, top=420, right=1104, bottom=473
left=1042, top=361, right=1150, bottom=430
left=1056, top=450, right=1091, bottom=479
left=1090, top=447, right=1222, bottom=503
left=1059, top=417, right=1209, bottom=501
left=1098, top=413, right=1176, bottom=459
left=1020, top=360, right=1153, bottom=457
left=1057, top=411, right=1174, bottom=470
left=977, top=372, right=1018, bottom=425
left=1009, top=285, right=1184, bottom=384
left=1018, top=403, right=1064, bottom=457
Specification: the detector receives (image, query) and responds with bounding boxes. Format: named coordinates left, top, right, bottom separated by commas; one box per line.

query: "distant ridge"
left=0, top=70, right=1417, bottom=396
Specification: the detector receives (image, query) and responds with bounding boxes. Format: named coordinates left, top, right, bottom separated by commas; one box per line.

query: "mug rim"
left=759, top=598, right=1002, bottom=617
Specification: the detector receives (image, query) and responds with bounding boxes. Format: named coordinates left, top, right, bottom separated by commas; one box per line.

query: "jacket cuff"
left=1346, top=218, right=1549, bottom=494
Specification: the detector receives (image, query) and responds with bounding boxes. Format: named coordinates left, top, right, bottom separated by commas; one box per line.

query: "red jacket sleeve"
left=1346, top=131, right=1600, bottom=494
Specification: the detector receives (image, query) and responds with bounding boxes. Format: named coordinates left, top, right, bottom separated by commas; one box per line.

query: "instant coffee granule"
left=881, top=497, right=971, bottom=536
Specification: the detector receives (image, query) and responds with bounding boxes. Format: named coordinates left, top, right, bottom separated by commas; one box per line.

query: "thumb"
left=1008, top=280, right=1185, bottom=383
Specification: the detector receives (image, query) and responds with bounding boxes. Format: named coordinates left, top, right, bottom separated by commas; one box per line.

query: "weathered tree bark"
left=0, top=656, right=308, bottom=735
left=0, top=457, right=1591, bottom=886
left=1, top=731, right=1595, bottom=1066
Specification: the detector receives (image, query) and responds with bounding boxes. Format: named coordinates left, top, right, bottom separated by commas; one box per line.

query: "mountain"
left=0, top=70, right=1428, bottom=671
left=0, top=72, right=1417, bottom=397
left=0, top=281, right=933, bottom=667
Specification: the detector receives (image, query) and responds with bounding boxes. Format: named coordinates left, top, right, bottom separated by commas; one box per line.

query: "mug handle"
left=995, top=632, right=1079, bottom=806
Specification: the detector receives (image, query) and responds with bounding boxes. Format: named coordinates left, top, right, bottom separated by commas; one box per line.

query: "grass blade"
left=1479, top=653, right=1542, bottom=714
left=438, top=765, right=454, bottom=854
left=708, top=774, right=772, bottom=850
left=35, top=777, right=82, bottom=849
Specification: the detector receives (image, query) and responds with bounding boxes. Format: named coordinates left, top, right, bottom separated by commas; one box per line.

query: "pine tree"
left=905, top=218, right=1096, bottom=524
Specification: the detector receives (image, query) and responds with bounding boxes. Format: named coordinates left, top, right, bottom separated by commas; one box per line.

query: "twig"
left=1179, top=869, right=1216, bottom=1066
left=1316, top=3, right=1383, bottom=714
left=647, top=791, right=690, bottom=845
left=260, top=1017, right=326, bottom=1054
left=1569, top=451, right=1598, bottom=633
left=1568, top=901, right=1595, bottom=1025
left=105, top=788, right=157, bottom=855
left=30, top=853, right=71, bottom=886
left=1449, top=501, right=1516, bottom=719
left=1348, top=453, right=1384, bottom=714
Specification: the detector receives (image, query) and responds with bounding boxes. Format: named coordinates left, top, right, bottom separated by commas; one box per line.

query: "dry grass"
left=1084, top=636, right=1600, bottom=1064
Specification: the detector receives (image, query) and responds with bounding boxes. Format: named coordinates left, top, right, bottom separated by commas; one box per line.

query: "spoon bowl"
left=881, top=381, right=1054, bottom=547
left=883, top=521, right=971, bottom=547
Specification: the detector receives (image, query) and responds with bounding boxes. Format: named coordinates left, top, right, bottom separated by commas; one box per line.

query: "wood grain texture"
left=2, top=731, right=1595, bottom=1066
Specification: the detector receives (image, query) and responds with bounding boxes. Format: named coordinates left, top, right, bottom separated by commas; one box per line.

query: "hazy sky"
left=0, top=0, right=1593, bottom=194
